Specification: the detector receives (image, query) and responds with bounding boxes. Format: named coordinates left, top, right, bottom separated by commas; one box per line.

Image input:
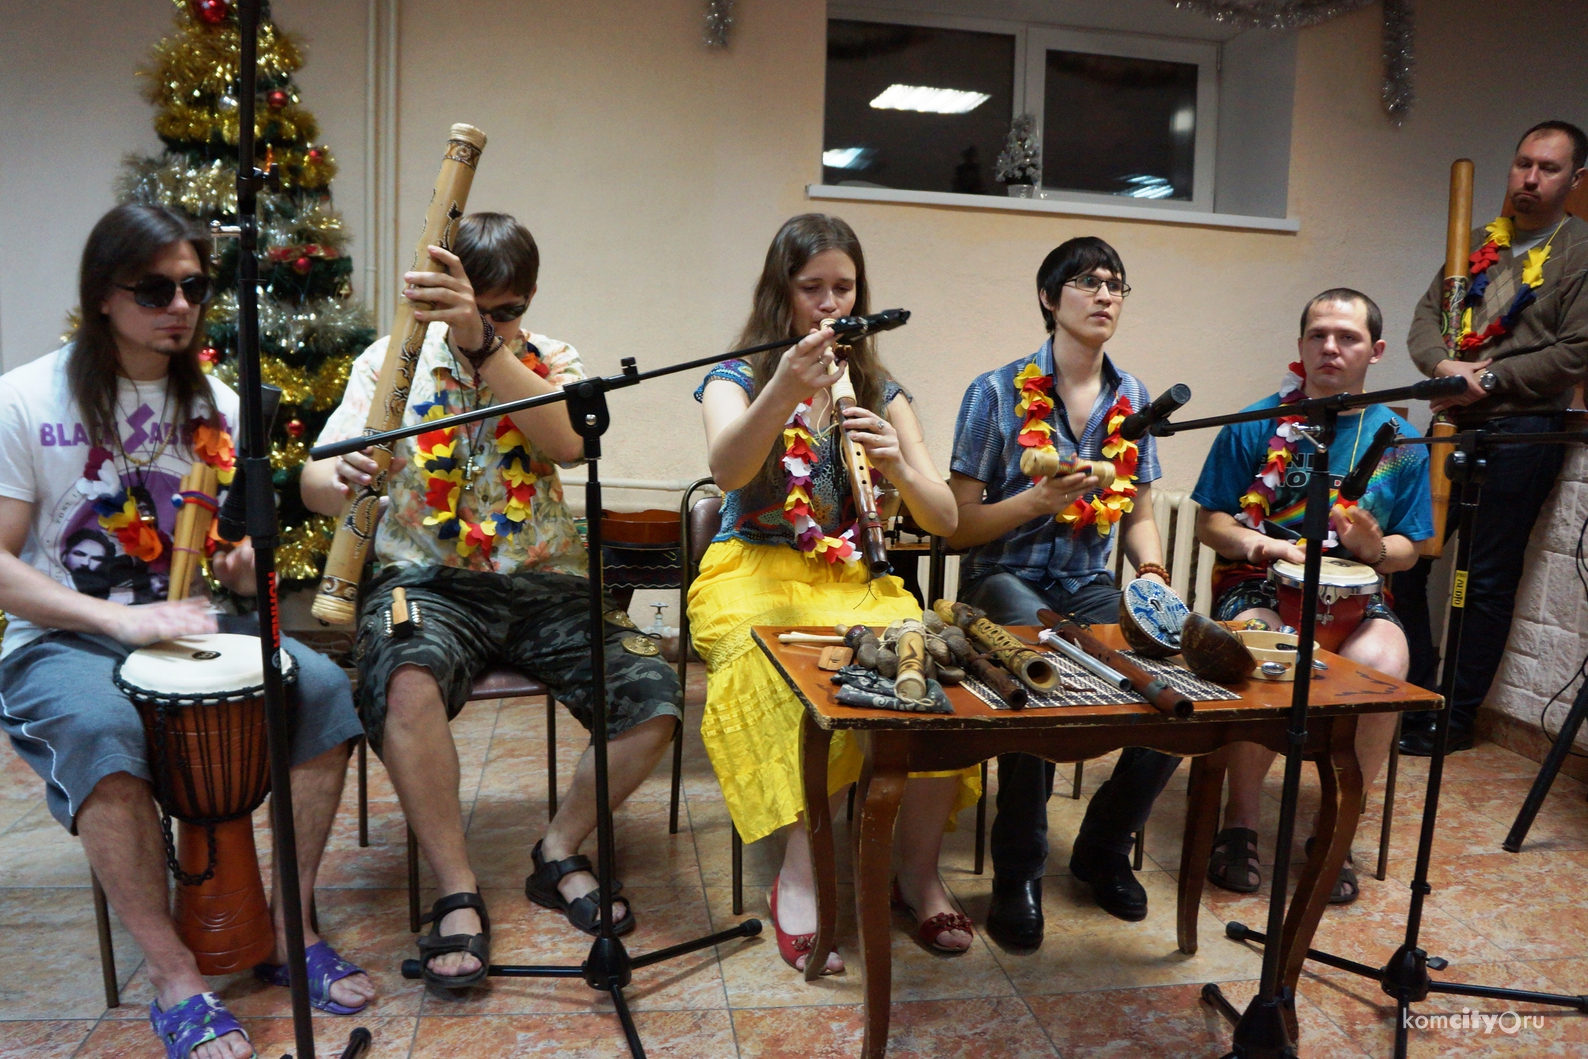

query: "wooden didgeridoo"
left=1418, top=158, right=1473, bottom=560
left=1037, top=608, right=1194, bottom=718
left=312, top=124, right=487, bottom=623
left=821, top=320, right=891, bottom=578
left=930, top=600, right=1030, bottom=707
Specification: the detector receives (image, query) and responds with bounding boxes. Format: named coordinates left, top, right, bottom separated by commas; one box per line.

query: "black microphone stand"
left=309, top=324, right=918, bottom=1056
left=218, top=3, right=370, bottom=1057
left=1148, top=375, right=1465, bottom=1058
left=1225, top=426, right=1588, bottom=1059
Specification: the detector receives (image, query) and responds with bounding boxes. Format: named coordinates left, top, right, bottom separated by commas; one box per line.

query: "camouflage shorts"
left=354, top=565, right=681, bottom=757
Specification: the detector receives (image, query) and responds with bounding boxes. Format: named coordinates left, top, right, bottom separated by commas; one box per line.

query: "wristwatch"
left=1478, top=369, right=1498, bottom=393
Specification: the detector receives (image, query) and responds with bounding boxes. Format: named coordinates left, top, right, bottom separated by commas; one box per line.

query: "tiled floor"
left=4, top=667, right=1588, bottom=1057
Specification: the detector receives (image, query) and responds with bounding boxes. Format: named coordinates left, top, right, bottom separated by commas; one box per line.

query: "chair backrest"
left=688, top=496, right=723, bottom=567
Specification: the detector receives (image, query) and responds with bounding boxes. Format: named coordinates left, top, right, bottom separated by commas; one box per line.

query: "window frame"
left=825, top=6, right=1220, bottom=212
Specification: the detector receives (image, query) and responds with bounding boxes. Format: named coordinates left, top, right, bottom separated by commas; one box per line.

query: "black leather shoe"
left=1069, top=843, right=1148, bottom=922
left=986, top=876, right=1044, bottom=948
left=1398, top=720, right=1474, bottom=756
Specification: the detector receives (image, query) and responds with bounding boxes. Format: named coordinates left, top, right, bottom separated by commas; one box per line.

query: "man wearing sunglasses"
left=946, top=236, right=1180, bottom=946
left=0, top=203, right=374, bottom=1059
left=302, top=212, right=680, bottom=989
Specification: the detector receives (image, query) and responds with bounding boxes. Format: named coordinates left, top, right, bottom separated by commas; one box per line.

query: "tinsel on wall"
left=118, top=0, right=375, bottom=582
left=704, top=0, right=734, bottom=48
left=1170, top=0, right=1415, bottom=123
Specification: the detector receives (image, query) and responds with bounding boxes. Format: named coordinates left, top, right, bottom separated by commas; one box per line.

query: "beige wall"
left=4, top=0, right=1587, bottom=496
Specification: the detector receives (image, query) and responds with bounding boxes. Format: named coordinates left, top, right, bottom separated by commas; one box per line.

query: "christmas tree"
left=119, top=0, right=374, bottom=581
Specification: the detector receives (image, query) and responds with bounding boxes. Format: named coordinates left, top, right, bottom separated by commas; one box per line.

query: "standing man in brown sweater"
left=1398, top=120, right=1588, bottom=755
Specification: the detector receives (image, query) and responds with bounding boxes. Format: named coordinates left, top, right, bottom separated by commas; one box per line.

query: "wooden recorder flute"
left=311, top=124, right=487, bottom=624
left=1037, top=608, right=1193, bottom=718
left=821, top=318, right=890, bottom=578
left=1418, top=158, right=1473, bottom=560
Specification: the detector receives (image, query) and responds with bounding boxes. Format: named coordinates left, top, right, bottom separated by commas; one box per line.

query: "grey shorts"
left=354, top=565, right=681, bottom=757
left=0, top=615, right=363, bottom=831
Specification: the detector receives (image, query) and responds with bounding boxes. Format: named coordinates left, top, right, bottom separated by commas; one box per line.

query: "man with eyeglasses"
left=947, top=236, right=1179, bottom=945
left=302, top=212, right=680, bottom=989
left=0, top=203, right=374, bottom=1059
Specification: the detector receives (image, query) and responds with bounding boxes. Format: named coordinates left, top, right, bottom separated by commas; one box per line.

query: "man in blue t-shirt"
left=1192, top=288, right=1431, bottom=905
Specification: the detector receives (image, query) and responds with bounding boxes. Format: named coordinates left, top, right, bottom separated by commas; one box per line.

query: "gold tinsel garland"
left=210, top=352, right=354, bottom=411
left=119, top=150, right=339, bottom=215
left=275, top=515, right=337, bottom=581
left=142, top=0, right=302, bottom=110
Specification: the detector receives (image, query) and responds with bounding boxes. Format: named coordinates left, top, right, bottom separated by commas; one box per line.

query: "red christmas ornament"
left=191, top=0, right=228, bottom=25
left=306, top=147, right=323, bottom=163
left=292, top=255, right=313, bottom=275
left=198, top=346, right=219, bottom=364
left=286, top=418, right=305, bottom=438
left=266, top=89, right=289, bottom=110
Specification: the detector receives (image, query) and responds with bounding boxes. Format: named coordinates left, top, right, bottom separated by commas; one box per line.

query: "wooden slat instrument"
left=311, top=124, right=487, bottom=623
left=167, top=462, right=220, bottom=602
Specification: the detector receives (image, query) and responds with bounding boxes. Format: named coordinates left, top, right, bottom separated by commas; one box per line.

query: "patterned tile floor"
left=3, top=666, right=1588, bottom=1057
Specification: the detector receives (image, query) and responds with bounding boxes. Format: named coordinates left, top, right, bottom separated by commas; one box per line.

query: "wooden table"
left=752, top=624, right=1442, bottom=1059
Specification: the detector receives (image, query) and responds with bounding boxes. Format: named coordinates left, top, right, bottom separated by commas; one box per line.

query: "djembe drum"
left=1268, top=556, right=1381, bottom=653
left=115, top=634, right=296, bottom=974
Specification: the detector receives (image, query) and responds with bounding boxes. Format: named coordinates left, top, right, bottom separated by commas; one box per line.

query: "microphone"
left=1119, top=383, right=1192, bottom=442
left=1338, top=421, right=1397, bottom=502
left=218, top=385, right=283, bottom=543
left=1409, top=375, right=1469, bottom=400
left=828, top=308, right=910, bottom=341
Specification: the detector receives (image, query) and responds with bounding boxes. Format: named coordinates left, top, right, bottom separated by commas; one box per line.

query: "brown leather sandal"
left=891, top=879, right=973, bottom=954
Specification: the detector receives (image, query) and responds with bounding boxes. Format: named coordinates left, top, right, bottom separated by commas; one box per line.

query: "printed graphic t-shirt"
left=0, top=344, right=238, bottom=657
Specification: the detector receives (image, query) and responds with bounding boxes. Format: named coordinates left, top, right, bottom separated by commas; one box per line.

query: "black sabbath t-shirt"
left=0, top=344, right=238, bottom=657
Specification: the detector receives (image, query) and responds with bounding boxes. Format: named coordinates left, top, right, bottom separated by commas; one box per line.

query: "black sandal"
left=416, top=891, right=491, bottom=989
left=526, top=840, right=635, bottom=937
left=1305, top=836, right=1359, bottom=905
left=1208, top=827, right=1262, bottom=893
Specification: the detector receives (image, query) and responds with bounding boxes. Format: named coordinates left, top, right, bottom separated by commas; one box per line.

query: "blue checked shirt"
left=950, top=340, right=1161, bottom=593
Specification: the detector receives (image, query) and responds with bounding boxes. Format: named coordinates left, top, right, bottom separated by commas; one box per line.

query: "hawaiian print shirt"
left=317, top=323, right=588, bottom=577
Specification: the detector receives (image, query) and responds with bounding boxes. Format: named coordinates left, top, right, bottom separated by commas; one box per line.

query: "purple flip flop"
left=253, top=939, right=369, bottom=1015
left=149, top=991, right=250, bottom=1059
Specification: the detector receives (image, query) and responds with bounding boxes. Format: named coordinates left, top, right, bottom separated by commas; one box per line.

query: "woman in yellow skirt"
left=690, top=214, right=979, bottom=975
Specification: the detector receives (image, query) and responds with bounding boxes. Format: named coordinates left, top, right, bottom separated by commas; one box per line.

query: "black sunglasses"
left=481, top=301, right=529, bottom=324
left=116, top=274, right=213, bottom=309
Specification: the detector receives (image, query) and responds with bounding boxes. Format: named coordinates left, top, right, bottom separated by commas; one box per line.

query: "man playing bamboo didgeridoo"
left=303, top=213, right=680, bottom=990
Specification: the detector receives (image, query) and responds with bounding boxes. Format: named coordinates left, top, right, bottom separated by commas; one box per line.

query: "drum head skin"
left=118, top=633, right=295, bottom=698
left=1119, top=578, right=1190, bottom=657
left=1269, top=556, right=1380, bottom=593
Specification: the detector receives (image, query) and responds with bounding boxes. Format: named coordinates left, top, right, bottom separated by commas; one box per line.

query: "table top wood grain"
left=753, top=623, right=1442, bottom=732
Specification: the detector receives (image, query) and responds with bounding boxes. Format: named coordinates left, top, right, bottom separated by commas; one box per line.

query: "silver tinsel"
left=704, top=0, right=734, bottom=48
left=1171, top=0, right=1414, bottom=122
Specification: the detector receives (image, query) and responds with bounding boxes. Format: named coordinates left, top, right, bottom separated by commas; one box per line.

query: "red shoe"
left=767, top=874, right=839, bottom=975
left=891, top=878, right=974, bottom=954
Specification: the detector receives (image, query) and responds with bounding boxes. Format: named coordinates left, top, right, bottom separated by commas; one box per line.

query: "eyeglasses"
left=115, top=274, right=213, bottom=309
left=482, top=301, right=529, bottom=324
left=1066, top=275, right=1131, bottom=298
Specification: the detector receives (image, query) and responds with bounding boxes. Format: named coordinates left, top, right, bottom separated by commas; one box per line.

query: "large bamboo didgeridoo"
left=312, top=124, right=486, bottom=623
left=1418, top=158, right=1473, bottom=560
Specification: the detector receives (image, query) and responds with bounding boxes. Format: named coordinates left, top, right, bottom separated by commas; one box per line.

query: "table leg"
left=1178, top=749, right=1227, bottom=955
left=857, top=732, right=910, bottom=1059
left=1280, top=717, right=1363, bottom=1010
left=801, top=716, right=836, bottom=984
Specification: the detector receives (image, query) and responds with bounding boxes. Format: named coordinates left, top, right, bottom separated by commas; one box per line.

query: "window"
left=824, top=20, right=1016, bottom=195
left=823, top=10, right=1226, bottom=213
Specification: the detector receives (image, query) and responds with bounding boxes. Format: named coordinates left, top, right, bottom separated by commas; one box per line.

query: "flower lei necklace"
left=77, top=417, right=236, bottom=564
left=1455, top=215, right=1565, bottom=352
left=412, top=347, right=551, bottom=560
left=781, top=398, right=864, bottom=564
left=1236, top=362, right=1364, bottom=544
left=1013, top=362, right=1138, bottom=536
